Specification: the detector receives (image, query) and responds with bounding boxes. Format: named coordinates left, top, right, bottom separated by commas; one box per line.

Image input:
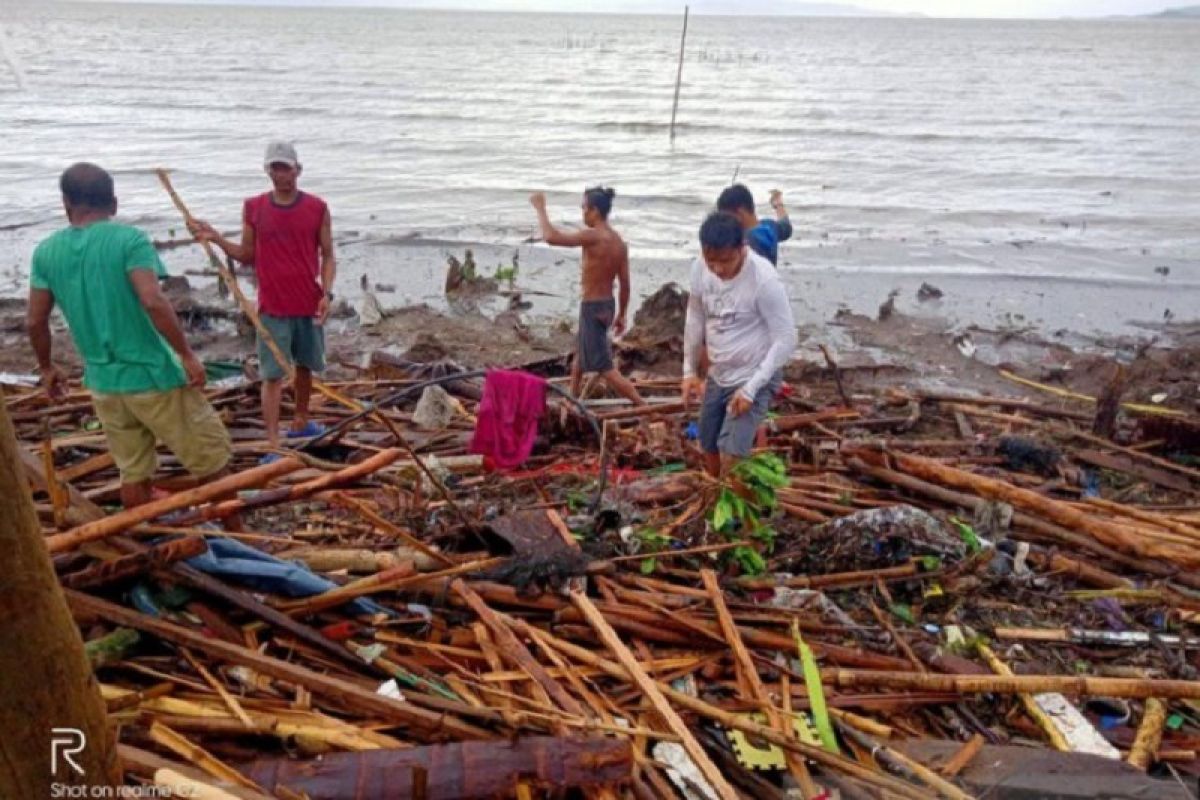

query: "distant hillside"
left=1150, top=4, right=1200, bottom=17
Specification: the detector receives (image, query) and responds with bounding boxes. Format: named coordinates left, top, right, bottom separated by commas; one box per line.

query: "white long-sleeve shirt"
left=683, top=249, right=797, bottom=399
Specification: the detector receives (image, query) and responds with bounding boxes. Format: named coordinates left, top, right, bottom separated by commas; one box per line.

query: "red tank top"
left=243, top=191, right=328, bottom=317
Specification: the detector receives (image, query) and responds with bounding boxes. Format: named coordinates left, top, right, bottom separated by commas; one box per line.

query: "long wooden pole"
left=0, top=399, right=120, bottom=795
left=668, top=6, right=689, bottom=143
left=825, top=668, right=1200, bottom=700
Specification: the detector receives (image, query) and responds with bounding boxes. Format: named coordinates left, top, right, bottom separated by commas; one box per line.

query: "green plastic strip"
left=792, top=620, right=839, bottom=755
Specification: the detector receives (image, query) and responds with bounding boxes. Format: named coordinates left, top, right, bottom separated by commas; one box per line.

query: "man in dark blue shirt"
left=716, top=183, right=793, bottom=265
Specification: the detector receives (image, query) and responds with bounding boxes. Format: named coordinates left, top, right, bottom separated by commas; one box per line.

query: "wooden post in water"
left=669, top=6, right=689, bottom=143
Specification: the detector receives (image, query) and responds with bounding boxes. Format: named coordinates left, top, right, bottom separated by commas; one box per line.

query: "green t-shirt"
left=30, top=221, right=186, bottom=394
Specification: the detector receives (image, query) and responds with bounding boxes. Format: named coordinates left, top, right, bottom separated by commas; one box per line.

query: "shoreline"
left=1, top=250, right=1196, bottom=417
left=170, top=237, right=1199, bottom=346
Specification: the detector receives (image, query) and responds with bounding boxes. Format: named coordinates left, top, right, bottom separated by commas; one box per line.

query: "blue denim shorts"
left=698, top=372, right=781, bottom=457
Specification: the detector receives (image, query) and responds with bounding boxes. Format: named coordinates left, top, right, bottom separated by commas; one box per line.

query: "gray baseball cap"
left=264, top=141, right=299, bottom=168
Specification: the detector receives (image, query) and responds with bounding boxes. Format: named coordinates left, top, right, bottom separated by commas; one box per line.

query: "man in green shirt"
left=27, top=163, right=232, bottom=510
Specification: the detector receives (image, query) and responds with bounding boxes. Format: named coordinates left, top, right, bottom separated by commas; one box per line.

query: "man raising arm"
left=531, top=187, right=643, bottom=405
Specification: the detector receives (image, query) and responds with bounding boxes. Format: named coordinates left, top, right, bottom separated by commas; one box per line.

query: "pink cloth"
left=469, top=370, right=547, bottom=470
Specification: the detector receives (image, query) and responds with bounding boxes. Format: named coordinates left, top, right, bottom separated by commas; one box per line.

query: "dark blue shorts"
left=699, top=372, right=781, bottom=457
left=577, top=298, right=615, bottom=373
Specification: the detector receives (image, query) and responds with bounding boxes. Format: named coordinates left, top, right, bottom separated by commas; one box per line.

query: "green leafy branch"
left=709, top=453, right=788, bottom=577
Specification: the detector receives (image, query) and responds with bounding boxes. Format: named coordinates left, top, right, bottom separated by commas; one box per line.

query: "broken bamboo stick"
left=45, top=457, right=303, bottom=553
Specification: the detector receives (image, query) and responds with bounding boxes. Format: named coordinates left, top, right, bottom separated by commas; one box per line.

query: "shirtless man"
left=530, top=187, right=643, bottom=404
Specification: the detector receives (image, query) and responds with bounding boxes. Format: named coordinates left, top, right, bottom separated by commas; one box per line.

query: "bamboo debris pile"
left=7, top=359, right=1200, bottom=800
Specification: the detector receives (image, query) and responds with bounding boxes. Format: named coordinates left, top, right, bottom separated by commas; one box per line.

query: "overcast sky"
left=74, top=0, right=1182, bottom=16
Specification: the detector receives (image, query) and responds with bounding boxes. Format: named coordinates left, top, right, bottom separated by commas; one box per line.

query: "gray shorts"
left=258, top=314, right=326, bottom=381
left=577, top=298, right=615, bottom=374
left=699, top=373, right=782, bottom=457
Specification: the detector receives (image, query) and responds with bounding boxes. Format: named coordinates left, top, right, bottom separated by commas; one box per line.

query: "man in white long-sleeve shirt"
left=682, top=212, right=797, bottom=476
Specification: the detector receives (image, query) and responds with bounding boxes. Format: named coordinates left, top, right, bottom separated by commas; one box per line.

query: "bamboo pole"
left=824, top=668, right=1200, bottom=700
left=846, top=456, right=1200, bottom=591
left=939, top=734, right=984, bottom=778
left=884, top=450, right=1200, bottom=568
left=45, top=456, right=303, bottom=553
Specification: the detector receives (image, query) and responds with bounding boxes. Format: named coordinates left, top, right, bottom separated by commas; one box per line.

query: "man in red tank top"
left=190, top=142, right=336, bottom=453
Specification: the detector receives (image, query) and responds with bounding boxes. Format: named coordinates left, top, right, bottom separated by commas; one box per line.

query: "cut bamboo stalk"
left=1086, top=497, right=1200, bottom=540
left=278, top=561, right=416, bottom=616
left=181, top=648, right=254, bottom=729
left=939, top=734, right=985, bottom=778
left=149, top=722, right=265, bottom=793
left=1128, top=698, right=1167, bottom=771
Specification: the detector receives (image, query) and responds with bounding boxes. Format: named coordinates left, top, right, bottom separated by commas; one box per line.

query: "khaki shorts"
left=92, top=386, right=232, bottom=484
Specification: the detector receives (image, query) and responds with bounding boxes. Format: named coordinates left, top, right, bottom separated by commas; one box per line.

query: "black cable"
left=299, top=370, right=610, bottom=513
